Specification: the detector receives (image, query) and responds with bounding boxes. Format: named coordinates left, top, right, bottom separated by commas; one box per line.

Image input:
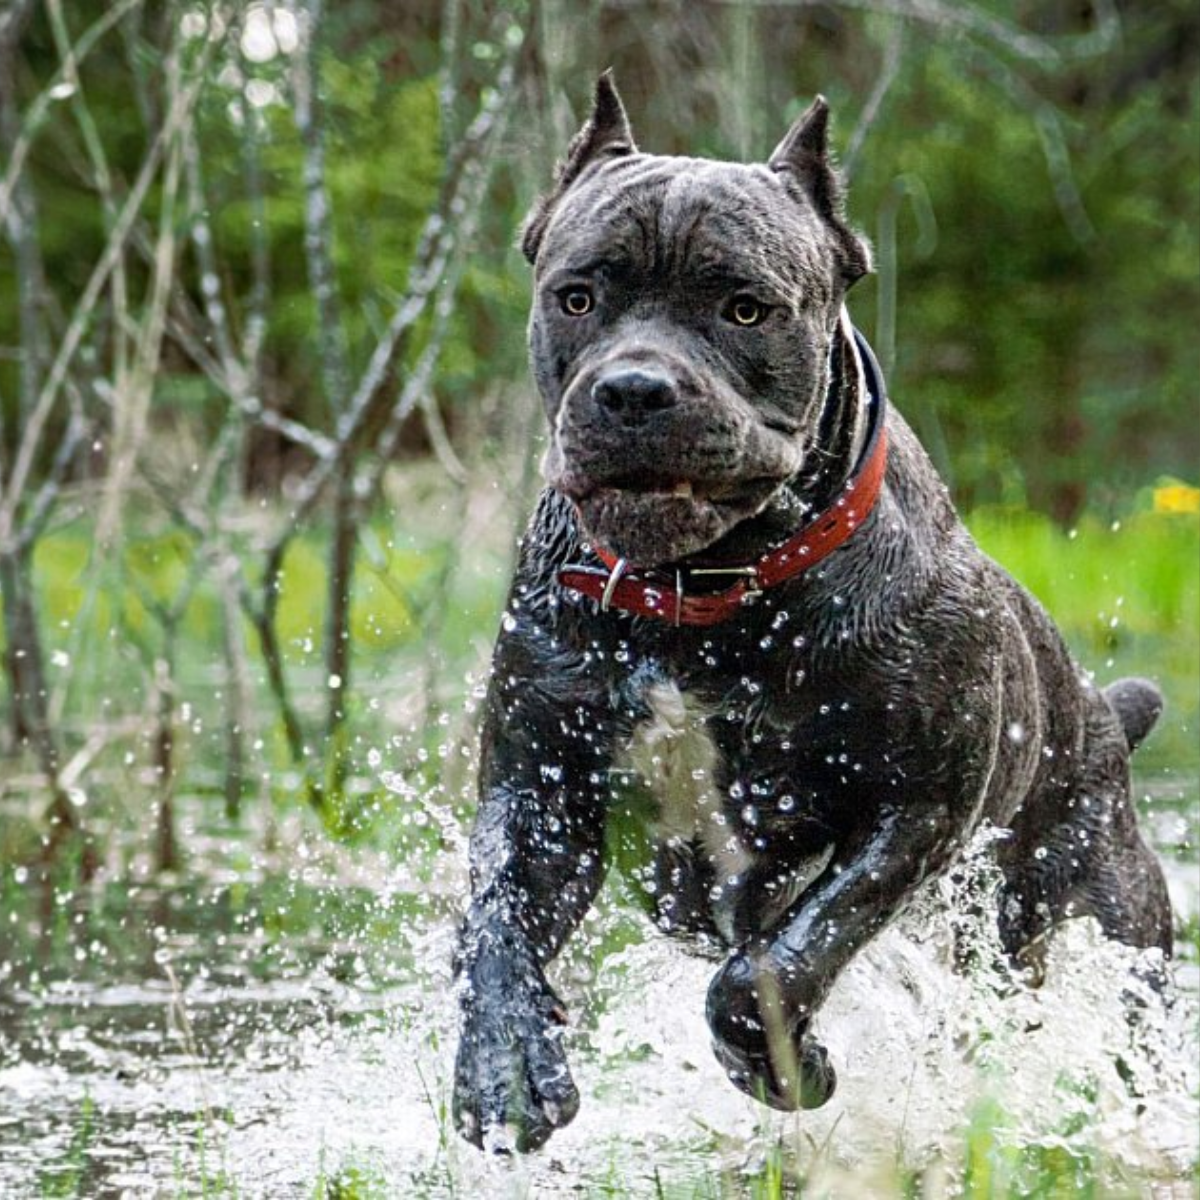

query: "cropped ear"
left=521, top=70, right=637, bottom=263
left=770, top=96, right=872, bottom=285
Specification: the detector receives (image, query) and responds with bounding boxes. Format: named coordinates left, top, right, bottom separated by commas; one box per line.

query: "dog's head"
left=524, top=73, right=872, bottom=567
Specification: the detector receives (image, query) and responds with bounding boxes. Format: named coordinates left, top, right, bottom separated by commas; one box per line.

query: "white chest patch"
left=616, top=680, right=754, bottom=886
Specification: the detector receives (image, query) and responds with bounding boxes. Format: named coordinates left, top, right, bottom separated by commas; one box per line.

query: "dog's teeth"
left=673, top=481, right=694, bottom=499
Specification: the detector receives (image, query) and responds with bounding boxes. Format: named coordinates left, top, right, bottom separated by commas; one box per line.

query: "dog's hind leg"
left=1072, top=806, right=1172, bottom=958
left=997, top=692, right=1172, bottom=980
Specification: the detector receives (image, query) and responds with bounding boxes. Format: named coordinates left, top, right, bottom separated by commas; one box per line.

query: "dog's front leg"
left=453, top=625, right=613, bottom=1152
left=707, top=807, right=960, bottom=1110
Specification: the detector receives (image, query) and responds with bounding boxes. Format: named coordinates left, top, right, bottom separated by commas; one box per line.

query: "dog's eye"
left=560, top=288, right=595, bottom=317
left=724, top=295, right=768, bottom=327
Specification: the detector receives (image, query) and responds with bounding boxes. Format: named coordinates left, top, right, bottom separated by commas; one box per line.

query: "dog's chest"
left=617, top=679, right=749, bottom=876
left=612, top=676, right=834, bottom=943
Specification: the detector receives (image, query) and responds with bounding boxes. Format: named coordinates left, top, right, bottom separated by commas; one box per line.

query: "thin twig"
left=0, top=31, right=215, bottom=547
left=268, top=11, right=525, bottom=549
left=357, top=25, right=524, bottom=502
left=98, top=43, right=188, bottom=550
left=0, top=0, right=143, bottom=226
left=46, top=0, right=132, bottom=383
left=842, top=18, right=905, bottom=184
left=689, top=0, right=1117, bottom=68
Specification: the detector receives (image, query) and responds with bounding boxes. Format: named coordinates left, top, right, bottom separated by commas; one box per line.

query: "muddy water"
left=1, top=785, right=1196, bottom=1198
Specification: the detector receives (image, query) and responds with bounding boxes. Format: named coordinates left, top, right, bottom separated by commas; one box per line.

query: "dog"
left=451, top=72, right=1172, bottom=1152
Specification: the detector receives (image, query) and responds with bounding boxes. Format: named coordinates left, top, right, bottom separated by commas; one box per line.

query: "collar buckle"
left=689, top=563, right=762, bottom=606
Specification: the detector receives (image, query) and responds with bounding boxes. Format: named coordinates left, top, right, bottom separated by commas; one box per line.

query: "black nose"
left=591, top=368, right=678, bottom=422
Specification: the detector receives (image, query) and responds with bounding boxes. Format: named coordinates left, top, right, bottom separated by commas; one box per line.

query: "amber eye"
left=560, top=287, right=594, bottom=316
left=725, top=295, right=768, bottom=327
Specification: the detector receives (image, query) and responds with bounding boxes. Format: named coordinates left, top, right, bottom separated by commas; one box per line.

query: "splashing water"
left=0, top=807, right=1195, bottom=1196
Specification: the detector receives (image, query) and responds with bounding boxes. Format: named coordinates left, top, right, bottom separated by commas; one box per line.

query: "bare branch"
left=0, top=0, right=144, bottom=227
left=15, top=406, right=89, bottom=554
left=0, top=30, right=216, bottom=547
left=697, top=0, right=1107, bottom=67
left=291, top=0, right=350, bottom=415
left=217, top=554, right=254, bottom=820
left=46, top=0, right=131, bottom=380
left=0, top=0, right=49, bottom=432
left=842, top=18, right=905, bottom=184
left=358, top=44, right=518, bottom=499
left=97, top=47, right=189, bottom=549
left=270, top=18, right=526, bottom=547
left=164, top=305, right=336, bottom=461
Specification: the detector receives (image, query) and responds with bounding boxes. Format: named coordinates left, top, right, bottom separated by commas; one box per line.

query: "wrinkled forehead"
left=537, top=155, right=833, bottom=294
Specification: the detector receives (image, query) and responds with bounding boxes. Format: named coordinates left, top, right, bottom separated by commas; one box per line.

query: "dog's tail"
left=1103, top=677, right=1164, bottom=753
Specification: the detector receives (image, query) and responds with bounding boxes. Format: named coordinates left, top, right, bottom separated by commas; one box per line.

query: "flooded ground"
left=1, top=774, right=1196, bottom=1198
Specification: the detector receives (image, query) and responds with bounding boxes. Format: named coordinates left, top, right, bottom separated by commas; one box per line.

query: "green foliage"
left=968, top=507, right=1200, bottom=642
left=232, top=72, right=445, bottom=385
left=958, top=1095, right=1110, bottom=1200
left=7, top=492, right=1194, bottom=835
left=841, top=20, right=1200, bottom=518
left=313, top=1163, right=391, bottom=1200
left=968, top=504, right=1200, bottom=771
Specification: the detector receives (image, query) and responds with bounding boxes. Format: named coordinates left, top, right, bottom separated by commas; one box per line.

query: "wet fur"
left=452, top=76, right=1171, bottom=1153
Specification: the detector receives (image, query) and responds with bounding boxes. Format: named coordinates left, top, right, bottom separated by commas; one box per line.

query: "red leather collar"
left=556, top=331, right=889, bottom=627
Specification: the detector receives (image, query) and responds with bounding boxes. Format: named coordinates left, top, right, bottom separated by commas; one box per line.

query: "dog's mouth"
left=567, top=472, right=779, bottom=506
left=560, top=470, right=788, bottom=566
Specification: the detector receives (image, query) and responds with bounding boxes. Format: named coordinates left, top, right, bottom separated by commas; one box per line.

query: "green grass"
left=717, top=1091, right=1145, bottom=1200
left=969, top=504, right=1200, bottom=774
left=36, top=1092, right=95, bottom=1198
left=0, top=497, right=1193, bottom=866
left=968, top=506, right=1198, bottom=645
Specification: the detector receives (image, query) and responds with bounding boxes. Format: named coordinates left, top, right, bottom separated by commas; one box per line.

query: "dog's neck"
left=793, top=309, right=870, bottom=512
left=682, top=310, right=871, bottom=571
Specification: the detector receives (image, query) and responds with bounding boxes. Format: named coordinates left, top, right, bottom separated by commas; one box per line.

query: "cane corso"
left=452, top=73, right=1172, bottom=1152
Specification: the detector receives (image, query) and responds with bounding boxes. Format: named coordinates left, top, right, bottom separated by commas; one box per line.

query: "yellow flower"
left=1154, top=484, right=1200, bottom=515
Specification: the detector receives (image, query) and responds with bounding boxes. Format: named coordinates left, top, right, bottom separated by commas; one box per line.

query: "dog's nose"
left=591, top=368, right=678, bottom=422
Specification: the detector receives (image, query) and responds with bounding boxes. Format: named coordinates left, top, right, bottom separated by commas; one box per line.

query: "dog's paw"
left=453, top=984, right=579, bottom=1153
left=711, top=1027, right=837, bottom=1111
left=706, top=952, right=836, bottom=1111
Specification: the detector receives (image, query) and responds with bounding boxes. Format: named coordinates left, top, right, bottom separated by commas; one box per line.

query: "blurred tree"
left=5, top=1, right=1194, bottom=516
left=0, top=0, right=1194, bottom=851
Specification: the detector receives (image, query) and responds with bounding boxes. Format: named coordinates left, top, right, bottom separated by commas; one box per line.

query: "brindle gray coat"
left=452, top=74, right=1171, bottom=1152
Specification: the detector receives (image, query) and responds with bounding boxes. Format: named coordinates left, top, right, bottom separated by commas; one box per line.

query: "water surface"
left=1, top=777, right=1195, bottom=1197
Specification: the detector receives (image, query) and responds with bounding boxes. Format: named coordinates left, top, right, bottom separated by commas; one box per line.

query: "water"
left=0, top=789, right=1196, bottom=1198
